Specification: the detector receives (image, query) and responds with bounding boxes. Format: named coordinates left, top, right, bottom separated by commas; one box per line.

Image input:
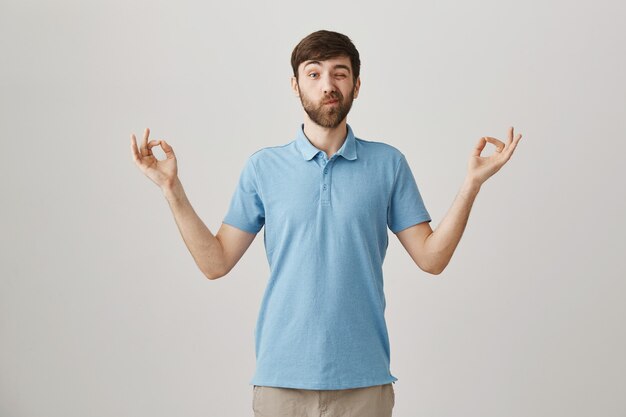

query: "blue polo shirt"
left=223, top=122, right=431, bottom=390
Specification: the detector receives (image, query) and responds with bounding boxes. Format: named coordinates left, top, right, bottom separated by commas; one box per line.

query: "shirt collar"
left=295, top=123, right=358, bottom=161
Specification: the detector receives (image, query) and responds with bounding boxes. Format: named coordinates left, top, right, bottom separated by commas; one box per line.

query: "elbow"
left=422, top=261, right=446, bottom=276
left=204, top=272, right=220, bottom=281
left=422, top=251, right=450, bottom=276
left=204, top=266, right=227, bottom=281
left=429, top=267, right=444, bottom=276
left=418, top=262, right=441, bottom=276
left=203, top=253, right=230, bottom=281
left=430, top=261, right=450, bottom=276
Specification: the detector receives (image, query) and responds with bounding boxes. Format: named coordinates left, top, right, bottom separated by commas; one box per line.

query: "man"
left=130, top=29, right=522, bottom=417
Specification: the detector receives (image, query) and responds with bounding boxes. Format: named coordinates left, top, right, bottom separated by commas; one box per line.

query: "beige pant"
left=252, top=383, right=395, bottom=417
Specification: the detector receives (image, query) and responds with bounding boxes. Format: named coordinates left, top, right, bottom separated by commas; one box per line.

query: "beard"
left=298, top=84, right=355, bottom=129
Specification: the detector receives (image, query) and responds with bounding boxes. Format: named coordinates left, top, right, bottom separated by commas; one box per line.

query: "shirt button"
left=323, top=184, right=327, bottom=190
left=323, top=169, right=328, bottom=174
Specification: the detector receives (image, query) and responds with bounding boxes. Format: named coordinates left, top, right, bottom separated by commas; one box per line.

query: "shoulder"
left=355, top=137, right=406, bottom=163
left=248, top=141, right=295, bottom=161
left=242, top=141, right=298, bottom=177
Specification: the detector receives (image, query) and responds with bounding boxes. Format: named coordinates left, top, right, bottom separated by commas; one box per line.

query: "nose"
left=321, top=73, right=337, bottom=95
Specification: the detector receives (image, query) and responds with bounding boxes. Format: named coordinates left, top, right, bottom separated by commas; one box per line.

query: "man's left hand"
left=467, top=126, right=523, bottom=186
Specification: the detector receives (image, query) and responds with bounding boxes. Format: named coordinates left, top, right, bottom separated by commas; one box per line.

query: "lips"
left=324, top=99, right=338, bottom=105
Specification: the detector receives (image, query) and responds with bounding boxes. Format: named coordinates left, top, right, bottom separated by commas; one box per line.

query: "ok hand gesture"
left=130, top=127, right=178, bottom=189
left=468, top=126, right=523, bottom=186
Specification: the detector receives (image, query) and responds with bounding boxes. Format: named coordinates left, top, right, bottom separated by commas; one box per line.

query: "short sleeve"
left=223, top=156, right=265, bottom=234
left=387, top=154, right=431, bottom=233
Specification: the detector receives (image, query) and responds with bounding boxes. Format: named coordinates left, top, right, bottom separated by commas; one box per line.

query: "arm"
left=163, top=178, right=257, bottom=280
left=396, top=178, right=480, bottom=275
left=130, top=127, right=256, bottom=281
left=396, top=127, right=523, bottom=275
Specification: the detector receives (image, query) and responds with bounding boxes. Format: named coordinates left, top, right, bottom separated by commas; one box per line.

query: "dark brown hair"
left=291, top=30, right=361, bottom=86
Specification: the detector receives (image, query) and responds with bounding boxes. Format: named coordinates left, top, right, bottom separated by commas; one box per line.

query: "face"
left=291, top=56, right=361, bottom=128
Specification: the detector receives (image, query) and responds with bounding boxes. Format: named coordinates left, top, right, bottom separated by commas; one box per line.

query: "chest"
left=259, top=158, right=394, bottom=227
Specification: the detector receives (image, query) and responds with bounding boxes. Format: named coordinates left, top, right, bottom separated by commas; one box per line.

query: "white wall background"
left=1, top=0, right=624, bottom=416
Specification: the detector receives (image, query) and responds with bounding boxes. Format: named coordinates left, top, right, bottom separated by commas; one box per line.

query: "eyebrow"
left=303, top=61, right=351, bottom=73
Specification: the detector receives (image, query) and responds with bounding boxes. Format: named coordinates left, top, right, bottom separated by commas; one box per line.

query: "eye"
left=336, top=74, right=347, bottom=78
left=308, top=72, right=318, bottom=79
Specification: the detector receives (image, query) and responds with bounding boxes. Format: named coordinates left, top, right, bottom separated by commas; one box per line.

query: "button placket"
left=321, top=156, right=333, bottom=206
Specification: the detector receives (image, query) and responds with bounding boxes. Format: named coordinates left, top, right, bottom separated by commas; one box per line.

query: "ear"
left=290, top=76, right=300, bottom=97
left=353, top=76, right=361, bottom=100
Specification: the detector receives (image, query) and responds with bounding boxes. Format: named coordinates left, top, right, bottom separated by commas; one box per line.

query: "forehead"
left=300, top=56, right=352, bottom=72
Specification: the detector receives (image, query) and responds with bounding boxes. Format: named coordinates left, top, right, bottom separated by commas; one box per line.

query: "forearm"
left=425, top=177, right=481, bottom=274
left=162, top=177, right=226, bottom=279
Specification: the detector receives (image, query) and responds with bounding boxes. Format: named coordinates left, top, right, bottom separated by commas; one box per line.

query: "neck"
left=302, top=117, right=348, bottom=159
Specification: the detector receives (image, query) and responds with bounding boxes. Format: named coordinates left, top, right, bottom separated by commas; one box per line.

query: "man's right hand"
left=130, top=127, right=178, bottom=189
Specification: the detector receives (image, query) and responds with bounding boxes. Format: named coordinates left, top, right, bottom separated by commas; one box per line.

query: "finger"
left=160, top=140, right=176, bottom=159
left=484, top=137, right=506, bottom=152
left=508, top=126, right=514, bottom=146
left=130, top=133, right=142, bottom=162
left=508, top=132, right=523, bottom=155
left=472, top=137, right=487, bottom=157
left=140, top=127, right=150, bottom=156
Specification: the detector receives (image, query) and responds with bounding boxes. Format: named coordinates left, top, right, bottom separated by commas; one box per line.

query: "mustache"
left=322, top=93, right=341, bottom=103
